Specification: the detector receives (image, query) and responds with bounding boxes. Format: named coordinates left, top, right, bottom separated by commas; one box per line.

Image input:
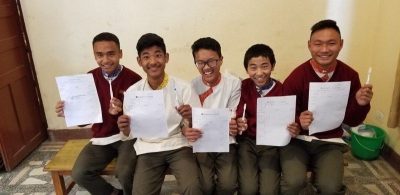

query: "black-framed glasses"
left=194, top=59, right=220, bottom=68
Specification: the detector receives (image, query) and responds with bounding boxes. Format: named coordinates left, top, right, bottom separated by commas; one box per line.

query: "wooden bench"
left=44, top=139, right=347, bottom=194
left=43, top=139, right=116, bottom=195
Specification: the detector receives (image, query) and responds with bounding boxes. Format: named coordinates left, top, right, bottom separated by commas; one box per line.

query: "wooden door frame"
left=0, top=0, right=48, bottom=171
left=15, top=0, right=48, bottom=128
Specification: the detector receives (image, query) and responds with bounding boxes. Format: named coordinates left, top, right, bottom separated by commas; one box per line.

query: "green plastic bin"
left=351, top=124, right=385, bottom=160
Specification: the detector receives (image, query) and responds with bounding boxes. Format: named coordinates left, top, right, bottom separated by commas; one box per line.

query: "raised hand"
left=229, top=119, right=238, bottom=136
left=287, top=122, right=301, bottom=137
left=356, top=84, right=373, bottom=106
left=109, top=97, right=122, bottom=115
left=176, top=104, right=192, bottom=120
left=55, top=100, right=65, bottom=117
left=117, top=115, right=131, bottom=136
left=299, top=110, right=313, bottom=130
left=237, top=117, right=248, bottom=135
left=182, top=126, right=202, bottom=142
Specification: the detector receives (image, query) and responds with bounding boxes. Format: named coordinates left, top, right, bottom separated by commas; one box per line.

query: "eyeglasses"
left=194, top=59, right=220, bottom=68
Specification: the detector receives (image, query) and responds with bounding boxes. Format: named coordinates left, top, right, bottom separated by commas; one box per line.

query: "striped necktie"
left=310, top=59, right=336, bottom=82
left=256, top=79, right=274, bottom=96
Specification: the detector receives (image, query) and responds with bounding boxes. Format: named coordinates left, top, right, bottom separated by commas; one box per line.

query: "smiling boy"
left=183, top=37, right=240, bottom=195
left=117, top=33, right=202, bottom=195
left=55, top=32, right=141, bottom=195
left=280, top=19, right=373, bottom=194
left=236, top=44, right=299, bottom=195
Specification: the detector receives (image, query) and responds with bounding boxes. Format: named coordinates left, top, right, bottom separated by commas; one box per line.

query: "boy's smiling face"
left=194, top=49, right=222, bottom=85
left=137, top=45, right=169, bottom=80
left=246, top=56, right=274, bottom=87
left=93, top=41, right=122, bottom=74
left=308, top=28, right=343, bottom=67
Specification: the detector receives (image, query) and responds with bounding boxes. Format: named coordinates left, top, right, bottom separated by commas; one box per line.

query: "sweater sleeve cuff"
left=120, top=131, right=134, bottom=141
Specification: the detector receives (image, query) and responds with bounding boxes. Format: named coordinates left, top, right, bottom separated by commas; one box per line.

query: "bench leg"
left=66, top=180, right=76, bottom=193
left=51, top=171, right=67, bottom=195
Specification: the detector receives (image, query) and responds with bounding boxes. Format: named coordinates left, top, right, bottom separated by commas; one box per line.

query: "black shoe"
left=111, top=188, right=123, bottom=195
left=117, top=189, right=123, bottom=195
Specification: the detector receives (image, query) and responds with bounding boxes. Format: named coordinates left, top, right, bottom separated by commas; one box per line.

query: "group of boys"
left=55, top=19, right=373, bottom=195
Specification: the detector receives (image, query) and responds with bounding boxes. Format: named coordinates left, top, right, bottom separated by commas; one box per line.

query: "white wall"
left=20, top=0, right=400, bottom=155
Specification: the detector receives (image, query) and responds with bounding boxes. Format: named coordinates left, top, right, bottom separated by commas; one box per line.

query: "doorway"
left=0, top=0, right=48, bottom=171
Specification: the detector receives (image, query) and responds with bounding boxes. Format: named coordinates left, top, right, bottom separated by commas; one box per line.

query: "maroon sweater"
left=283, top=60, right=370, bottom=139
left=89, top=67, right=141, bottom=138
left=236, top=78, right=283, bottom=140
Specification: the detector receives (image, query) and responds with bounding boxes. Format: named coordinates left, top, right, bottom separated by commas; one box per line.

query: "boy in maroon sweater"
left=281, top=20, right=373, bottom=194
left=236, top=44, right=299, bottom=195
left=55, top=32, right=141, bottom=195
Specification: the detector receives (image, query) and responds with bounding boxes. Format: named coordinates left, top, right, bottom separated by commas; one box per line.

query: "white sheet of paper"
left=55, top=74, right=102, bottom=127
left=308, top=81, right=350, bottom=134
left=256, top=95, right=295, bottom=146
left=123, top=90, right=168, bottom=139
left=192, top=108, right=230, bottom=153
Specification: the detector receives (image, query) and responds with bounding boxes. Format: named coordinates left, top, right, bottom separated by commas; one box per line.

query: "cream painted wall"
left=360, top=0, right=400, bottom=154
left=20, top=0, right=400, bottom=154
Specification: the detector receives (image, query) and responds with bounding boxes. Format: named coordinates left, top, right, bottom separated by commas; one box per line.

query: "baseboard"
left=381, top=144, right=400, bottom=173
left=47, top=128, right=92, bottom=142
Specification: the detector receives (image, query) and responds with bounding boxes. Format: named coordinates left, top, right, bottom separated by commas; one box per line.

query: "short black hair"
left=191, top=37, right=222, bottom=59
left=310, top=19, right=341, bottom=37
left=243, top=44, right=276, bottom=70
left=136, top=33, right=166, bottom=55
left=92, top=32, right=120, bottom=49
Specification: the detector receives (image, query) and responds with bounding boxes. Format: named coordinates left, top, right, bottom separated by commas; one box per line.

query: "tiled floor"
left=0, top=141, right=64, bottom=194
left=1, top=140, right=400, bottom=194
left=0, top=141, right=178, bottom=195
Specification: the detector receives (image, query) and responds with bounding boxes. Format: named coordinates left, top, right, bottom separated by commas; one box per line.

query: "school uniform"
left=235, top=78, right=283, bottom=195
left=72, top=65, right=141, bottom=195
left=280, top=60, right=370, bottom=195
left=123, top=75, right=202, bottom=195
left=191, top=73, right=241, bottom=195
